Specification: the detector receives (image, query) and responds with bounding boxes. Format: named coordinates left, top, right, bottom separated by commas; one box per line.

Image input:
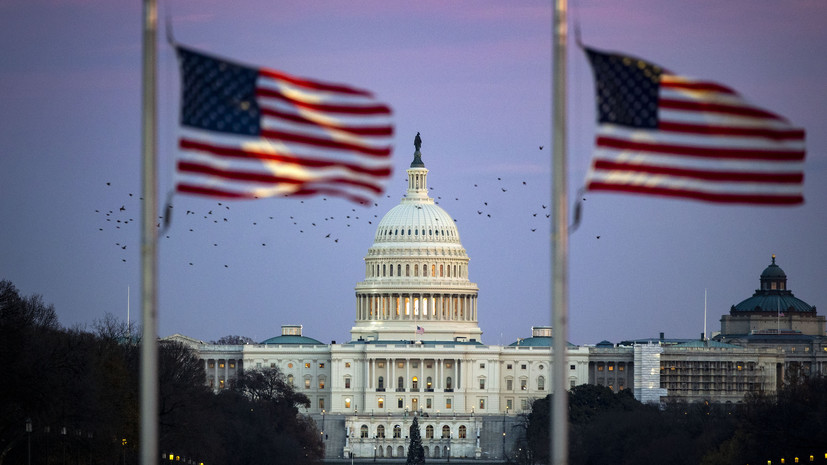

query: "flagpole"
left=140, top=0, right=159, bottom=464
left=551, top=1, right=569, bottom=464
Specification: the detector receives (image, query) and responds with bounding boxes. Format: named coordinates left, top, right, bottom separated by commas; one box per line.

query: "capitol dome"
left=730, top=255, right=815, bottom=315
left=351, top=142, right=481, bottom=342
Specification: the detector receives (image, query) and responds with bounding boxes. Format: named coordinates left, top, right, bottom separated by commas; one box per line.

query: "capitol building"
left=168, top=144, right=827, bottom=461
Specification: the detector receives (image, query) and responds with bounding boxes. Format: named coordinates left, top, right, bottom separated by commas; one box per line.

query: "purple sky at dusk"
left=1, top=0, right=825, bottom=346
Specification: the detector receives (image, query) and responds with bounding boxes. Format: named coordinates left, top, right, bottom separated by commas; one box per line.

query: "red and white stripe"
left=177, top=66, right=393, bottom=205
left=587, top=74, right=806, bottom=204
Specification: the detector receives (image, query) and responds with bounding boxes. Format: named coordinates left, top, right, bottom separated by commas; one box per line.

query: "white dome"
left=373, top=202, right=460, bottom=245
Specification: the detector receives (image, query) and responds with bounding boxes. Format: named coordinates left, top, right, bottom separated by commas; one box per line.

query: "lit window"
left=398, top=361, right=404, bottom=369
left=288, top=363, right=293, bottom=368
left=305, top=362, right=311, bottom=368
left=378, top=398, right=384, bottom=408
left=521, top=379, right=527, bottom=390
left=345, top=362, right=351, bottom=368
left=378, top=361, right=385, bottom=368
left=219, top=362, right=225, bottom=368
left=319, top=398, right=325, bottom=410
left=345, top=398, right=351, bottom=408
left=319, top=363, right=325, bottom=369
left=360, top=425, right=369, bottom=438
left=288, top=375, right=294, bottom=386
left=229, top=362, right=235, bottom=369
left=479, top=398, right=485, bottom=409
left=459, top=426, right=467, bottom=438
left=398, top=397, right=403, bottom=408
left=506, top=399, right=513, bottom=410
left=305, top=378, right=311, bottom=389
left=446, top=398, right=452, bottom=409
left=608, top=364, right=614, bottom=371
left=319, top=378, right=325, bottom=389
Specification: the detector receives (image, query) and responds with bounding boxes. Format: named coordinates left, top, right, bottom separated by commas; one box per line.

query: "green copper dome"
left=730, top=255, right=815, bottom=314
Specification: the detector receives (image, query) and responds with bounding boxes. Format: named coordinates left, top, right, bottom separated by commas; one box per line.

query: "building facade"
left=167, top=147, right=827, bottom=460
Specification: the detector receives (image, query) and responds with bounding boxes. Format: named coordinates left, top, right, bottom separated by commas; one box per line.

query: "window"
left=507, top=379, right=513, bottom=391
left=378, top=398, right=384, bottom=408
left=406, top=264, right=410, bottom=276
left=446, top=377, right=453, bottom=390
left=412, top=361, right=419, bottom=368
left=305, top=362, right=311, bottom=368
left=219, top=362, right=225, bottom=368
left=426, top=377, right=433, bottom=390
left=398, top=398, right=404, bottom=408
left=412, top=377, right=419, bottom=390
left=570, top=364, right=575, bottom=370
left=319, top=363, right=325, bottom=369
left=520, top=379, right=527, bottom=391
left=398, top=361, right=404, bottom=368
left=319, top=398, right=325, bottom=410
left=521, top=364, right=527, bottom=370
left=345, top=398, right=351, bottom=408
left=398, top=377, right=404, bottom=390
left=442, top=426, right=450, bottom=438
left=377, top=425, right=385, bottom=438
left=507, top=364, right=512, bottom=370
left=446, top=398, right=452, bottom=409
left=345, top=377, right=351, bottom=389
left=506, top=399, right=513, bottom=410
left=305, top=378, right=311, bottom=389
left=345, top=362, right=351, bottom=368
left=378, top=376, right=384, bottom=389
left=393, top=425, right=402, bottom=438
left=445, top=362, right=452, bottom=369
left=480, top=363, right=486, bottom=369
left=270, top=363, right=276, bottom=368
left=426, top=398, right=432, bottom=409
left=360, top=425, right=369, bottom=438
left=208, top=361, right=215, bottom=368
left=287, top=363, right=293, bottom=368
left=287, top=374, right=294, bottom=387
left=608, top=363, right=614, bottom=371
left=479, top=378, right=486, bottom=389
left=479, top=398, right=485, bottom=409
left=229, top=362, right=235, bottom=369
left=570, top=379, right=576, bottom=389
left=378, top=361, right=385, bottom=368
left=219, top=379, right=225, bottom=389
left=319, top=377, right=325, bottom=389
left=459, top=426, right=467, bottom=439
left=255, top=362, right=262, bottom=369
left=537, top=376, right=545, bottom=391
left=426, top=425, right=434, bottom=439
left=521, top=398, right=528, bottom=410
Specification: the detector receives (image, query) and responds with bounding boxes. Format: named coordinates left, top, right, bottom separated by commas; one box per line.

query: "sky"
left=1, top=0, right=825, bottom=347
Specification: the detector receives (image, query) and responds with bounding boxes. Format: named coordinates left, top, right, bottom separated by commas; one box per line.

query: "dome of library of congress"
left=350, top=144, right=482, bottom=342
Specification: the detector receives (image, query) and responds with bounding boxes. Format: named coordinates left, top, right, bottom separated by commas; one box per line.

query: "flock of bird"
left=94, top=148, right=595, bottom=267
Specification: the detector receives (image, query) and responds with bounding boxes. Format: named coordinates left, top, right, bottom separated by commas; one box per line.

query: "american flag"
left=416, top=326, right=425, bottom=335
left=584, top=47, right=805, bottom=205
left=175, top=46, right=394, bottom=205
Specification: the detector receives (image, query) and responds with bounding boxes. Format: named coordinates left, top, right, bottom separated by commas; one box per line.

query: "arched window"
left=426, top=425, right=434, bottom=439
left=397, top=264, right=401, bottom=276
left=406, top=264, right=410, bottom=276
left=383, top=264, right=386, bottom=276
left=538, top=376, right=545, bottom=391
left=423, top=264, right=428, bottom=276
left=378, top=376, right=384, bottom=390
left=412, top=376, right=418, bottom=390
left=414, top=264, right=419, bottom=276
left=441, top=425, right=450, bottom=438
left=426, top=376, right=433, bottom=390
left=446, top=376, right=453, bottom=390
left=398, top=376, right=404, bottom=390
left=360, top=425, right=369, bottom=438
left=459, top=425, right=467, bottom=439
left=377, top=425, right=385, bottom=438
left=393, top=425, right=402, bottom=438
left=287, top=374, right=294, bottom=387
left=440, top=265, right=444, bottom=277
left=431, top=264, right=435, bottom=276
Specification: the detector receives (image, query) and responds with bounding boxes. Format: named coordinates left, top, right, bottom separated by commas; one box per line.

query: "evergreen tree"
left=407, top=415, right=426, bottom=464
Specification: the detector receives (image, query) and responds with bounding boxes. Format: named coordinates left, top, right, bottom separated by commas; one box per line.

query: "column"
left=406, top=359, right=410, bottom=391
left=213, top=359, right=218, bottom=388
left=437, top=359, right=442, bottom=389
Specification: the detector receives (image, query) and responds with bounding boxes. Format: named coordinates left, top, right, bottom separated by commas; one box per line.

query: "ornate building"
left=167, top=141, right=827, bottom=460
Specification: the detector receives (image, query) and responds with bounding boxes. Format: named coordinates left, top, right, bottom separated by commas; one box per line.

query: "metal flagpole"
left=140, top=0, right=159, bottom=464
left=551, top=0, right=569, bottom=464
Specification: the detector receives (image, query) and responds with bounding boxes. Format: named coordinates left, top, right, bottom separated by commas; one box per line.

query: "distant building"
left=166, top=146, right=827, bottom=460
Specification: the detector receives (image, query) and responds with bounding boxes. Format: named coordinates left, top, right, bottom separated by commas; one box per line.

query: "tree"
left=212, top=335, right=255, bottom=345
left=407, top=415, right=425, bottom=465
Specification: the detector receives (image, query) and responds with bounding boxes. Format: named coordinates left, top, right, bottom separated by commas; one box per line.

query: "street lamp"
left=25, top=418, right=32, bottom=465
